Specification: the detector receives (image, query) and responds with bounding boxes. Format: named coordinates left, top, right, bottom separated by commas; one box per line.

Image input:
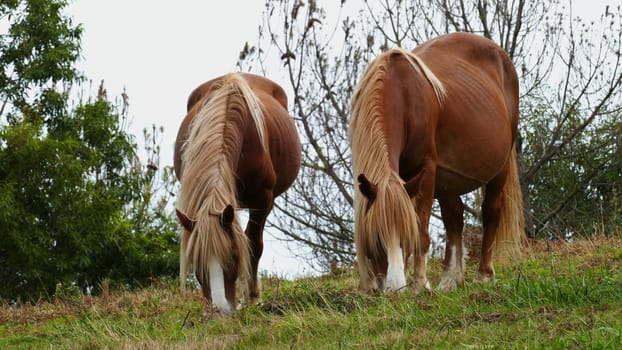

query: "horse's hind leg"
left=478, top=169, right=508, bottom=282
left=437, top=196, right=466, bottom=291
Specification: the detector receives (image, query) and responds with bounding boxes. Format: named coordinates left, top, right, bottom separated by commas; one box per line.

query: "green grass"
left=2, top=236, right=622, bottom=349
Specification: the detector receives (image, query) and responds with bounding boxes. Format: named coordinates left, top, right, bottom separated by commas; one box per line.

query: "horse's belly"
left=434, top=142, right=510, bottom=197
left=434, top=166, right=485, bottom=197
left=433, top=118, right=511, bottom=197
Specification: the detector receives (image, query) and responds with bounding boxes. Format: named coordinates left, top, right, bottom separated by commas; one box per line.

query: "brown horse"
left=350, top=32, right=525, bottom=292
left=174, top=73, right=301, bottom=312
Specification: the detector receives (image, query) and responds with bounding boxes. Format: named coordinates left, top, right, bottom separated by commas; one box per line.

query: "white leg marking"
left=385, top=246, right=406, bottom=292
left=438, top=244, right=457, bottom=290
left=413, top=253, right=430, bottom=294
left=209, top=256, right=232, bottom=313
left=438, top=244, right=465, bottom=291
left=424, top=254, right=431, bottom=289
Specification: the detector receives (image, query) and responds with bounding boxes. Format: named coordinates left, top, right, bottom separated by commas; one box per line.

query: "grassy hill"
left=2, top=235, right=621, bottom=349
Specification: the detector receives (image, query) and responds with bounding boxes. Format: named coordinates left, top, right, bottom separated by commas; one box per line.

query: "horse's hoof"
left=413, top=279, right=432, bottom=295
left=201, top=305, right=233, bottom=321
left=247, top=296, right=261, bottom=306
left=437, top=271, right=465, bottom=291
left=437, top=279, right=457, bottom=292
left=475, top=273, right=494, bottom=283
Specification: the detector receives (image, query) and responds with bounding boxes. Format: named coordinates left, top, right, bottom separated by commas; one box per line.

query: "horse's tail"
left=494, top=144, right=526, bottom=260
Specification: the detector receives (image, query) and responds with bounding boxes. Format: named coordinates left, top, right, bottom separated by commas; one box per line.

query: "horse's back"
left=413, top=33, right=519, bottom=196
left=415, top=32, right=518, bottom=121
left=186, top=73, right=289, bottom=112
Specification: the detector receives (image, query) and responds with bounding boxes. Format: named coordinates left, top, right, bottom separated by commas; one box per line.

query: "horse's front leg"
left=245, top=195, right=273, bottom=305
left=411, top=161, right=436, bottom=294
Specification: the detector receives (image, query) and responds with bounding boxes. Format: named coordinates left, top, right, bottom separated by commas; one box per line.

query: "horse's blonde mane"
left=350, top=49, right=445, bottom=286
left=178, top=73, right=266, bottom=293
left=392, top=47, right=447, bottom=105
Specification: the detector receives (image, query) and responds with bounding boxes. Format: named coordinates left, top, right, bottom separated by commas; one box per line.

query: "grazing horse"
left=350, top=32, right=525, bottom=293
left=174, top=73, right=301, bottom=312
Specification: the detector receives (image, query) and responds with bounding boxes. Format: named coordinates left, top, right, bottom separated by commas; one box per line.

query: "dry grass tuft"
left=0, top=279, right=202, bottom=326
left=527, top=234, right=621, bottom=255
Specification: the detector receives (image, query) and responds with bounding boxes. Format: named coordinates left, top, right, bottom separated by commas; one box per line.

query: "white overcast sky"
left=65, top=0, right=612, bottom=278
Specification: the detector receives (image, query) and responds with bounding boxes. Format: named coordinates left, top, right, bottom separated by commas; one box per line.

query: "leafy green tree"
left=0, top=0, right=178, bottom=301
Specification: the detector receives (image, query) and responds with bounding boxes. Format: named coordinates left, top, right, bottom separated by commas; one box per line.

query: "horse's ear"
left=358, top=174, right=377, bottom=203
left=403, top=171, right=424, bottom=198
left=220, top=205, right=235, bottom=228
left=176, top=209, right=196, bottom=232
